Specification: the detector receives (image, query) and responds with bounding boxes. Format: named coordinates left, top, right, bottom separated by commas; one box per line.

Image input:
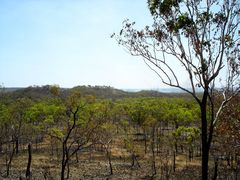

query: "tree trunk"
left=131, top=153, right=135, bottom=167
left=50, top=137, right=54, bottom=156
left=144, top=128, right=147, bottom=154
left=201, top=92, right=209, bottom=180
left=61, top=162, right=66, bottom=180
left=107, top=149, right=113, bottom=175
left=156, top=127, right=159, bottom=155
left=174, top=142, right=178, bottom=155
left=175, top=122, right=179, bottom=154
left=151, top=126, right=156, bottom=176
left=131, top=153, right=140, bottom=168
left=61, top=142, right=70, bottom=180
left=189, top=147, right=193, bottom=161
left=15, top=138, right=19, bottom=154
left=61, top=143, right=66, bottom=180
left=173, top=150, right=176, bottom=172
left=6, top=145, right=15, bottom=177
left=0, top=142, right=2, bottom=153
left=212, top=157, right=218, bottom=180
left=26, top=143, right=32, bottom=180
left=67, top=161, right=70, bottom=179
left=75, top=151, right=79, bottom=163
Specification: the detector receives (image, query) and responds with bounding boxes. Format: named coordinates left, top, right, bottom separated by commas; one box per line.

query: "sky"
left=0, top=0, right=180, bottom=90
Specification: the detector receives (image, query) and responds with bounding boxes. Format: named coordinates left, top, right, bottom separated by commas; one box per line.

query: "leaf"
left=49, top=128, right=64, bottom=139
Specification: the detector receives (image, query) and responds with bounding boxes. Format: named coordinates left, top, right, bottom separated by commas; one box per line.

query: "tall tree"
left=114, top=0, right=240, bottom=179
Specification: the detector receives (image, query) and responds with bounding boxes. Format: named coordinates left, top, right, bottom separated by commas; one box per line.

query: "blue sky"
left=0, top=0, right=171, bottom=89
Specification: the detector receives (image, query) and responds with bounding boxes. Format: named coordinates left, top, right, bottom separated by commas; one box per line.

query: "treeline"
left=0, top=85, right=239, bottom=179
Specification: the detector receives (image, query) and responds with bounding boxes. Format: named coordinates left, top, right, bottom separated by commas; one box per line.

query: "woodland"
left=0, top=0, right=240, bottom=179
left=0, top=85, right=239, bottom=179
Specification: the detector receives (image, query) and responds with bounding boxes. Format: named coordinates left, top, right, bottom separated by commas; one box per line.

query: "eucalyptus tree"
left=58, top=91, right=94, bottom=180
left=25, top=88, right=99, bottom=179
left=9, top=98, right=33, bottom=154
left=114, top=0, right=240, bottom=178
left=47, top=90, right=106, bottom=180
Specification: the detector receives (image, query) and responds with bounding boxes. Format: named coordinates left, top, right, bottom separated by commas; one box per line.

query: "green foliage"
left=49, top=127, right=64, bottom=139
left=148, top=0, right=182, bottom=16
left=43, top=115, right=54, bottom=125
left=26, top=102, right=64, bottom=124
left=148, top=0, right=159, bottom=15
left=0, top=103, right=9, bottom=124
left=172, top=126, right=200, bottom=145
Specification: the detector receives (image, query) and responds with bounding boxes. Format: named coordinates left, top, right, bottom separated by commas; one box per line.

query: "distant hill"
left=1, top=86, right=57, bottom=100
left=2, top=85, right=193, bottom=100
left=70, top=85, right=169, bottom=99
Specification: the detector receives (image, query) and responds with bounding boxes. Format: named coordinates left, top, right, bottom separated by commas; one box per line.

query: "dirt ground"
left=0, top=148, right=204, bottom=180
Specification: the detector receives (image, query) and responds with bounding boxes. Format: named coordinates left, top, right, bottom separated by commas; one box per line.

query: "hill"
left=1, top=85, right=193, bottom=100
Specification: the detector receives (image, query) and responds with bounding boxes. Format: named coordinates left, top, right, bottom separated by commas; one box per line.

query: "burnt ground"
left=0, top=149, right=203, bottom=180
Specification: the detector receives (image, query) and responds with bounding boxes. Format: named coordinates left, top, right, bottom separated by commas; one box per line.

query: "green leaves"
left=148, top=0, right=182, bottom=16
left=160, top=0, right=180, bottom=16
left=49, top=127, right=64, bottom=139
left=148, top=0, right=159, bottom=15
left=43, top=115, right=54, bottom=125
left=172, top=126, right=200, bottom=144
left=164, top=13, right=194, bottom=34
left=164, top=98, right=198, bottom=125
left=0, top=103, right=9, bottom=124
left=26, top=102, right=63, bottom=124
left=176, top=13, right=193, bottom=29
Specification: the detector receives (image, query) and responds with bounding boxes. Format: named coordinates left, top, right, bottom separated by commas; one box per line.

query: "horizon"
left=2, top=84, right=202, bottom=94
